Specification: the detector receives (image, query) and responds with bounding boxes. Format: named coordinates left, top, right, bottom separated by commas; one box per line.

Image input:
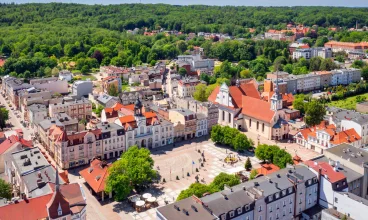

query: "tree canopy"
left=105, top=146, right=156, bottom=201
left=0, top=179, right=12, bottom=200
left=305, top=99, right=325, bottom=126
left=255, top=144, right=293, bottom=168
left=211, top=125, right=252, bottom=151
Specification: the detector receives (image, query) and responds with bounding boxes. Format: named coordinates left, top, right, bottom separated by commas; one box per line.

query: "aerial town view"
left=0, top=1, right=368, bottom=220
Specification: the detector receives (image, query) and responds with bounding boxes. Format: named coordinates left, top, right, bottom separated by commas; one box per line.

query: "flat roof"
left=325, top=143, right=368, bottom=167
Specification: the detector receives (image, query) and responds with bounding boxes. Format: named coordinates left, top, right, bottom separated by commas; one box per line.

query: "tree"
left=273, top=149, right=293, bottom=169
left=209, top=173, right=240, bottom=191
left=93, top=104, right=104, bottom=117
left=351, top=60, right=366, bottom=69
left=0, top=108, right=9, bottom=130
left=211, top=125, right=224, bottom=143
left=249, top=169, right=258, bottom=180
left=178, top=67, right=187, bottom=77
left=232, top=133, right=250, bottom=151
left=255, top=144, right=279, bottom=163
left=244, top=157, right=252, bottom=171
left=108, top=83, right=119, bottom=97
left=0, top=179, right=11, bottom=200
left=240, top=69, right=251, bottom=78
left=105, top=146, right=156, bottom=201
left=193, top=83, right=207, bottom=102
left=362, top=66, right=368, bottom=80
left=91, top=50, right=104, bottom=64
left=176, top=183, right=214, bottom=201
left=293, top=97, right=305, bottom=113
left=79, top=118, right=87, bottom=126
left=305, top=100, right=325, bottom=126
left=320, top=58, right=337, bottom=71
left=51, top=67, right=60, bottom=76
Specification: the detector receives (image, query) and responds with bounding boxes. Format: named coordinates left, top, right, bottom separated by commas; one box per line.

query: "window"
left=228, top=113, right=231, bottom=123
left=269, top=206, right=273, bottom=213
left=282, top=190, right=286, bottom=196
left=246, top=217, right=249, bottom=220
left=259, top=216, right=262, bottom=220
left=336, top=183, right=339, bottom=188
left=283, top=210, right=286, bottom=216
left=229, top=211, right=235, bottom=217
left=308, top=199, right=311, bottom=204
left=268, top=195, right=273, bottom=202
left=222, top=111, right=225, bottom=121
left=249, top=119, right=252, bottom=127
left=289, top=207, right=292, bottom=213
left=314, top=187, right=317, bottom=193
left=258, top=206, right=262, bottom=212
left=283, top=201, right=286, bottom=207
left=257, top=121, right=259, bottom=130
left=237, top=208, right=242, bottom=215
left=289, top=198, right=292, bottom=204
left=276, top=204, right=279, bottom=209
left=275, top=192, right=280, bottom=199
left=276, top=213, right=279, bottom=219
left=245, top=205, right=250, bottom=211
left=269, top=217, right=272, bottom=220
left=288, top=187, right=293, bottom=193
left=299, top=198, right=302, bottom=204
left=262, top=123, right=265, bottom=132
left=335, top=197, right=338, bottom=203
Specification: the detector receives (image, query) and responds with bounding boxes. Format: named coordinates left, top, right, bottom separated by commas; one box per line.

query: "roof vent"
left=182, top=208, right=189, bottom=216
left=89, top=168, right=93, bottom=173
left=221, top=192, right=228, bottom=200
left=174, top=204, right=180, bottom=211
left=95, top=175, right=101, bottom=181
left=191, top=205, right=198, bottom=212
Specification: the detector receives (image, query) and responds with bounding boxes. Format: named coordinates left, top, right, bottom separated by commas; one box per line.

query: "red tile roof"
left=79, top=159, right=111, bottom=193
left=304, top=161, right=346, bottom=184
left=207, top=86, right=220, bottom=103
left=241, top=96, right=275, bottom=123
left=257, top=163, right=280, bottom=175
left=0, top=194, right=53, bottom=220
left=46, top=190, right=71, bottom=219
left=330, top=128, right=361, bottom=145
left=239, top=83, right=261, bottom=99
left=0, top=135, right=20, bottom=154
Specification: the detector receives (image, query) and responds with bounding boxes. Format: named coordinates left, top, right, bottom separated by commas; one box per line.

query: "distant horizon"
left=1, top=0, right=368, bottom=7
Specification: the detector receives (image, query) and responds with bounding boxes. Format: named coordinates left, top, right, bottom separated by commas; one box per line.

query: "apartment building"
left=96, top=122, right=125, bottom=160
left=177, top=77, right=200, bottom=98
left=292, top=47, right=332, bottom=59
left=49, top=99, right=92, bottom=120
left=296, top=122, right=361, bottom=153
left=100, top=65, right=126, bottom=78
left=30, top=77, right=68, bottom=94
left=157, top=165, right=318, bottom=220
left=72, top=80, right=93, bottom=99
left=51, top=128, right=103, bottom=169
left=169, top=109, right=197, bottom=140
left=327, top=106, right=368, bottom=146
left=102, top=76, right=122, bottom=94
left=195, top=113, right=207, bottom=137
left=325, top=41, right=368, bottom=52
left=323, top=143, right=368, bottom=199
left=2, top=77, right=32, bottom=109
left=114, top=98, right=173, bottom=149
left=28, top=104, right=47, bottom=127
left=3, top=147, right=65, bottom=198
left=330, top=69, right=361, bottom=86
left=296, top=73, right=321, bottom=92
left=58, top=70, right=73, bottom=81
left=177, top=54, right=214, bottom=71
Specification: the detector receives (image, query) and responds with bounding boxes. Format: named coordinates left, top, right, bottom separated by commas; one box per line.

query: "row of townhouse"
left=157, top=144, right=368, bottom=220
left=295, top=121, right=362, bottom=153
left=49, top=99, right=92, bottom=120
left=158, top=165, right=319, bottom=220
left=266, top=69, right=361, bottom=94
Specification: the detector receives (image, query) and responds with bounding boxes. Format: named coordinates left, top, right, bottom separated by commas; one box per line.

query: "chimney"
left=275, top=182, right=279, bottom=189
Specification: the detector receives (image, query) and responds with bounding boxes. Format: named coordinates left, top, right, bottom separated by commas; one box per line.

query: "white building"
left=96, top=121, right=126, bottom=160
left=28, top=104, right=48, bottom=127
left=58, top=70, right=73, bottom=81
left=330, top=68, right=361, bottom=86
left=292, top=47, right=332, bottom=60
left=195, top=113, right=207, bottom=137
left=177, top=77, right=200, bottom=98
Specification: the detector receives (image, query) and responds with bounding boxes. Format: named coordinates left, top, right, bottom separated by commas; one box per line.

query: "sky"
left=3, top=0, right=368, bottom=7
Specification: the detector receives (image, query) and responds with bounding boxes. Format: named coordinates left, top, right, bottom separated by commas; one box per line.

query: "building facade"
left=49, top=99, right=92, bottom=120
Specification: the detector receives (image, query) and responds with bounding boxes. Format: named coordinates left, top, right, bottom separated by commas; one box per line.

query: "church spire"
left=55, top=167, right=60, bottom=192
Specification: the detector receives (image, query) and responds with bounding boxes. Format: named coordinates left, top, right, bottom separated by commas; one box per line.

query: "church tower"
left=270, top=72, right=283, bottom=111
left=134, top=97, right=143, bottom=116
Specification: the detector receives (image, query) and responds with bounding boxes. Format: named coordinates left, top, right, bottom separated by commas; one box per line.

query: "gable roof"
left=241, top=96, right=275, bottom=123
left=79, top=159, right=111, bottom=193
left=207, top=86, right=220, bottom=103
left=0, top=194, right=53, bottom=220
left=304, top=161, right=346, bottom=184
left=0, top=135, right=21, bottom=154
left=46, top=190, right=71, bottom=219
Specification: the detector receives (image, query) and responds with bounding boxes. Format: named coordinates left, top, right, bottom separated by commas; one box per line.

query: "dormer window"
left=268, top=195, right=273, bottom=202
left=57, top=203, right=63, bottom=216
left=275, top=192, right=280, bottom=199
left=288, top=187, right=293, bottom=193
left=230, top=211, right=235, bottom=218
left=237, top=208, right=242, bottom=215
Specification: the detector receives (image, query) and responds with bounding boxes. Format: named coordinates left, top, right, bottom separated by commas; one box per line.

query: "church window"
left=257, top=121, right=259, bottom=130
left=249, top=119, right=251, bottom=127
left=262, top=123, right=265, bottom=132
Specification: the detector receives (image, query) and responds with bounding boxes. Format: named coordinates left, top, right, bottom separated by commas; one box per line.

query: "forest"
left=0, top=3, right=367, bottom=79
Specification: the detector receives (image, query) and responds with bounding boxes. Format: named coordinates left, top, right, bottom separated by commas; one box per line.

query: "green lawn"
left=327, top=93, right=368, bottom=110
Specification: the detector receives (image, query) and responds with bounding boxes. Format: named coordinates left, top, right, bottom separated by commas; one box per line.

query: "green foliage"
left=351, top=60, right=366, bottom=69
left=177, top=173, right=240, bottom=201
left=0, top=179, right=12, bottom=200
left=79, top=118, right=87, bottom=126
left=211, top=125, right=251, bottom=151
left=209, top=173, right=240, bottom=191
left=244, top=157, right=252, bottom=171
left=293, top=96, right=306, bottom=114
left=193, top=83, right=207, bottom=102
left=362, top=67, right=368, bottom=80
left=105, top=146, right=156, bottom=201
left=178, top=67, right=187, bottom=76
left=108, top=83, right=119, bottom=97
left=249, top=169, right=258, bottom=180
left=305, top=100, right=325, bottom=126
left=0, top=108, right=9, bottom=130
left=273, top=149, right=293, bottom=169
left=93, top=104, right=104, bottom=117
